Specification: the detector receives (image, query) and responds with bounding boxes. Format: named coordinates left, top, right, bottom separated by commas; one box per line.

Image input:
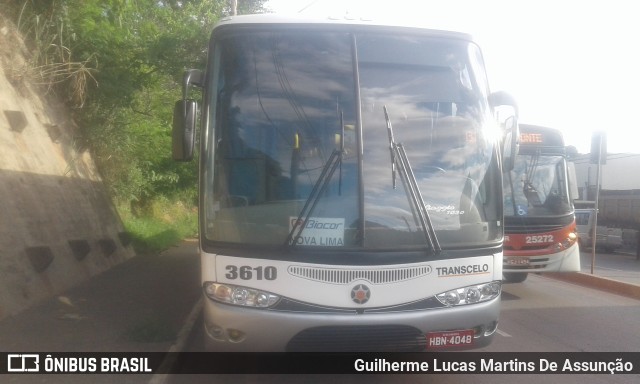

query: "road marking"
left=148, top=298, right=203, bottom=384
left=496, top=329, right=512, bottom=337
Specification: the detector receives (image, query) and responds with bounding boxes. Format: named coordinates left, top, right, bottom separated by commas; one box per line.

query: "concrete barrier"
left=544, top=272, right=640, bottom=300
left=0, top=18, right=134, bottom=320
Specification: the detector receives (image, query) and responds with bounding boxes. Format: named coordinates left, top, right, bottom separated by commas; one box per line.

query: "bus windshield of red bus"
left=503, top=153, right=572, bottom=218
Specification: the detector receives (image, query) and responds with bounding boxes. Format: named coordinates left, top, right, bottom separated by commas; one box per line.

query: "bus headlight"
left=203, top=282, right=280, bottom=308
left=436, top=281, right=501, bottom=307
left=554, top=231, right=578, bottom=252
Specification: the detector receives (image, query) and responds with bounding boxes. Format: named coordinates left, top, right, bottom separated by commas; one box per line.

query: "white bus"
left=173, top=13, right=518, bottom=351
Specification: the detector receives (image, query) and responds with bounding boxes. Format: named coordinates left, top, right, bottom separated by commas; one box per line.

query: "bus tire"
left=504, top=272, right=528, bottom=283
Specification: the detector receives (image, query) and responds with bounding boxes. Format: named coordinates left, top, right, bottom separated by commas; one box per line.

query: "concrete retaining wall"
left=0, top=17, right=134, bottom=320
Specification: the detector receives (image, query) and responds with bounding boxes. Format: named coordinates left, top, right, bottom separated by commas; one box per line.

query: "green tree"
left=9, top=0, right=265, bottom=206
left=4, top=0, right=266, bottom=250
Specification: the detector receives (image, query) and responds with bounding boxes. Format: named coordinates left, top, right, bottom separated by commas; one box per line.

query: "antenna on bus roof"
left=299, top=0, right=321, bottom=13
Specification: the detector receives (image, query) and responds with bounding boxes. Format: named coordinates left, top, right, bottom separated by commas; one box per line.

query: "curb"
left=544, top=272, right=640, bottom=300
left=148, top=297, right=203, bottom=384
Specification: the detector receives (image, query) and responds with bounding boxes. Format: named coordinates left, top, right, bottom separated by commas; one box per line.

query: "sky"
left=264, top=0, right=640, bottom=154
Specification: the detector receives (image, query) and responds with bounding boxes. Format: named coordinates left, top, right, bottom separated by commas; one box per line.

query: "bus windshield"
left=203, top=28, right=502, bottom=254
left=504, top=154, right=573, bottom=218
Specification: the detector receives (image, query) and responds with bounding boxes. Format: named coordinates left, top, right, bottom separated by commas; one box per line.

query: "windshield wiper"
left=384, top=105, right=441, bottom=254
left=523, top=153, right=543, bottom=206
left=284, top=148, right=343, bottom=247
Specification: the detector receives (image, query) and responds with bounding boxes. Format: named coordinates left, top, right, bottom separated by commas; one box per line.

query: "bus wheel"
left=504, top=272, right=528, bottom=283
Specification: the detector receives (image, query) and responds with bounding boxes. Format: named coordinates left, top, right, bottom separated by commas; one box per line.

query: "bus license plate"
left=426, top=329, right=474, bottom=349
left=506, top=257, right=530, bottom=265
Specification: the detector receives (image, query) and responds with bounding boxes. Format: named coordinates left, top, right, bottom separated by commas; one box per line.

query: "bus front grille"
left=288, top=265, right=432, bottom=284
left=286, top=325, right=426, bottom=352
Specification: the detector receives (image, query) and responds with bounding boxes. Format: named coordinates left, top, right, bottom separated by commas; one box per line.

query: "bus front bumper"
left=503, top=242, right=581, bottom=273
left=202, top=294, right=501, bottom=352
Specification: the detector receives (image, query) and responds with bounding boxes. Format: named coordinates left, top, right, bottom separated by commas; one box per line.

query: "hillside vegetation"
left=3, top=0, right=266, bottom=252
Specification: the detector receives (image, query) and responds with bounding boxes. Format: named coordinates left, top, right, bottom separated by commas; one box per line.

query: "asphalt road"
left=166, top=272, right=640, bottom=384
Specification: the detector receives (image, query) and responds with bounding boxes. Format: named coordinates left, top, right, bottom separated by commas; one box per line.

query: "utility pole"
left=589, top=132, right=606, bottom=274
left=230, top=0, right=237, bottom=15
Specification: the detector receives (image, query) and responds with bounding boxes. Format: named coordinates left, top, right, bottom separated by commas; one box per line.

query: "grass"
left=119, top=198, right=197, bottom=255
left=119, top=198, right=196, bottom=343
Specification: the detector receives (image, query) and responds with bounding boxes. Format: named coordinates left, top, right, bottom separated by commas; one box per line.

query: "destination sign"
left=519, top=133, right=543, bottom=144
left=518, top=124, right=564, bottom=148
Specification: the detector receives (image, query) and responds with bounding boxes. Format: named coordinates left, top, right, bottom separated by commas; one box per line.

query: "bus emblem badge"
left=351, top=284, right=370, bottom=304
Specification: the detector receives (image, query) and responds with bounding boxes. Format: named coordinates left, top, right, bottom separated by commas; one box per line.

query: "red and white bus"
left=502, top=124, right=580, bottom=282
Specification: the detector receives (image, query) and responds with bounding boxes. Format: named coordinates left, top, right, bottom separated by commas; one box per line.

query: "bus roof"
left=212, top=13, right=475, bottom=41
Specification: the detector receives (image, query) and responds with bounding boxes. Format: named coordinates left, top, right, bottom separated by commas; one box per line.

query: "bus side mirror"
left=173, top=99, right=197, bottom=161
left=172, top=69, right=203, bottom=162
left=488, top=91, right=519, bottom=117
left=567, top=161, right=579, bottom=201
left=501, top=116, right=519, bottom=172
left=488, top=91, right=519, bottom=173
